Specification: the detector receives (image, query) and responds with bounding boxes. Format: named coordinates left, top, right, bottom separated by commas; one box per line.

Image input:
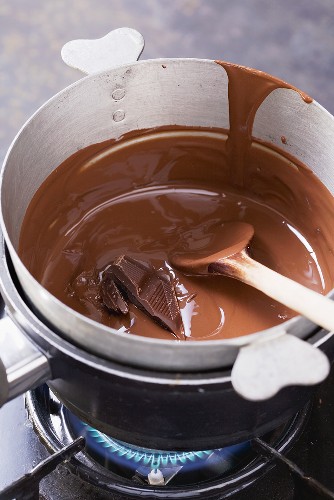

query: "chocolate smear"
left=214, top=61, right=312, bottom=188
left=100, top=268, right=129, bottom=315
left=110, top=255, right=184, bottom=339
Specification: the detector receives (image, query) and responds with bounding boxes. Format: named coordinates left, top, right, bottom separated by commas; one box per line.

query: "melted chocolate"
left=215, top=61, right=312, bottom=187
left=18, top=61, right=334, bottom=342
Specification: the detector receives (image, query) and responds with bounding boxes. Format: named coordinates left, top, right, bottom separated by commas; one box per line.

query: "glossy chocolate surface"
left=19, top=62, right=334, bottom=341
left=18, top=128, right=334, bottom=341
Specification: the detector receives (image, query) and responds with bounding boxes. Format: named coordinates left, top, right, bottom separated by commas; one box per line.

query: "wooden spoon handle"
left=210, top=250, right=334, bottom=332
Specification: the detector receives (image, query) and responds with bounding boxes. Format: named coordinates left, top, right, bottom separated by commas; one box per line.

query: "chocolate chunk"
left=71, top=269, right=104, bottom=311
left=110, top=255, right=184, bottom=339
left=100, top=268, right=129, bottom=315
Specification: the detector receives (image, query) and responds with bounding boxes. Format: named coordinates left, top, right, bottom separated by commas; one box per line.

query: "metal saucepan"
left=1, top=29, right=334, bottom=442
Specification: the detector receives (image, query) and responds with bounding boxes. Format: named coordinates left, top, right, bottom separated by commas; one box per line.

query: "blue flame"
left=66, top=409, right=250, bottom=472
left=82, top=422, right=213, bottom=469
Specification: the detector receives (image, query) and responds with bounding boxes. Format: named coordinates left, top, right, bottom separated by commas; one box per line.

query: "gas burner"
left=23, top=384, right=310, bottom=498
left=65, top=408, right=251, bottom=484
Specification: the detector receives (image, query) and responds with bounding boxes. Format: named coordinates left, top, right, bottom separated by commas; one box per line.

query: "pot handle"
left=231, top=332, right=330, bottom=401
left=0, top=314, right=51, bottom=408
left=61, top=27, right=145, bottom=75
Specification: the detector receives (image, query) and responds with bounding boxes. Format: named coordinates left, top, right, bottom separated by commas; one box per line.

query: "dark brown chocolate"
left=70, top=269, right=103, bottom=311
left=100, top=268, right=129, bottom=315
left=110, top=255, right=184, bottom=339
left=19, top=130, right=334, bottom=341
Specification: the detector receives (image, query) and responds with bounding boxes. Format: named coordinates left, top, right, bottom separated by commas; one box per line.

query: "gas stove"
left=1, top=372, right=334, bottom=499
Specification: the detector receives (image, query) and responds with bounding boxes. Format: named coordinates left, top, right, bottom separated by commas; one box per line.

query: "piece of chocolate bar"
left=100, top=268, right=129, bottom=315
left=71, top=269, right=104, bottom=311
left=110, top=255, right=184, bottom=339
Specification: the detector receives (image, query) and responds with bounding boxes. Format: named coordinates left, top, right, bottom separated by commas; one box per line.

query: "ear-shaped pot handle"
left=231, top=333, right=330, bottom=401
left=61, top=28, right=145, bottom=75
left=0, top=315, right=51, bottom=408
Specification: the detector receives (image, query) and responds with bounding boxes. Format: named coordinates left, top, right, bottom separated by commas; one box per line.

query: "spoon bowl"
left=172, top=221, right=254, bottom=274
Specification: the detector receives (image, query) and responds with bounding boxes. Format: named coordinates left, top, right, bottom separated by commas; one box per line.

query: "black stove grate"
left=252, top=438, right=334, bottom=500
left=1, top=434, right=334, bottom=500
left=0, top=437, right=85, bottom=500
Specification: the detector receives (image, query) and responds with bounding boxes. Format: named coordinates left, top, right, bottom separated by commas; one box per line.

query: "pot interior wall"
left=2, top=59, right=230, bottom=250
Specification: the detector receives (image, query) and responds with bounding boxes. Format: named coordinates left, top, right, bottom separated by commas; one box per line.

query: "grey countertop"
left=1, top=0, right=334, bottom=163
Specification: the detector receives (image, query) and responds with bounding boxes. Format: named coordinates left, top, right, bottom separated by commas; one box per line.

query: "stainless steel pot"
left=1, top=28, right=334, bottom=413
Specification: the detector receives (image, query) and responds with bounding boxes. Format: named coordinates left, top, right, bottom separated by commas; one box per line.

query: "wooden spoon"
left=171, top=221, right=334, bottom=332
